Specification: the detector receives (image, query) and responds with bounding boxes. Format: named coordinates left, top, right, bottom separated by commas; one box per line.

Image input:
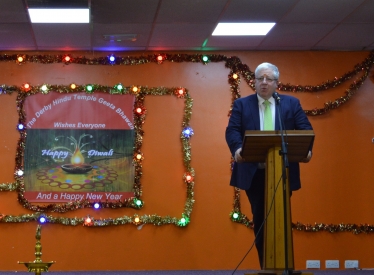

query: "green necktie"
left=263, top=100, right=272, bottom=130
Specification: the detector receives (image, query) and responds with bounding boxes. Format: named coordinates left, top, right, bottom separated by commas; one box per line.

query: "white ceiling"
left=0, top=0, right=373, bottom=52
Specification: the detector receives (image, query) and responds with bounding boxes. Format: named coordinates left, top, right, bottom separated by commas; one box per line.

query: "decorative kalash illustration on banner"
left=23, top=92, right=135, bottom=203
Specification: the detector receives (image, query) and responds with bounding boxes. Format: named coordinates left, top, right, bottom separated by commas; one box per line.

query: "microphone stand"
left=274, top=95, right=291, bottom=275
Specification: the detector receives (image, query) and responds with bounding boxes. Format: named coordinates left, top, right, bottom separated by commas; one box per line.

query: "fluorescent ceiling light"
left=212, top=23, right=275, bottom=36
left=28, top=9, right=89, bottom=23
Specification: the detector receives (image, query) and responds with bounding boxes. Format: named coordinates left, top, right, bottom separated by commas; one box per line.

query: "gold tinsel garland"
left=229, top=188, right=374, bottom=234
left=227, top=52, right=374, bottom=233
left=1, top=50, right=373, bottom=115
left=0, top=84, right=194, bottom=227
left=0, top=51, right=374, bottom=231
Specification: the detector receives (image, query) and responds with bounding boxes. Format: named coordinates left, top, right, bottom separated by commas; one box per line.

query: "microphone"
left=272, top=92, right=281, bottom=103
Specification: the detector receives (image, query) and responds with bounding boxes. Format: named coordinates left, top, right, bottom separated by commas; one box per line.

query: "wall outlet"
left=306, top=260, right=320, bottom=269
left=345, top=260, right=359, bottom=269
left=326, top=260, right=339, bottom=268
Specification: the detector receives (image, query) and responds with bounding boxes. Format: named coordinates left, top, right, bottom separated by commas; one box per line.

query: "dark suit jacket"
left=225, top=93, right=313, bottom=191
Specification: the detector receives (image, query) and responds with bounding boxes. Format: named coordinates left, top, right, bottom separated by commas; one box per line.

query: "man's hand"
left=301, top=150, right=312, bottom=163
left=234, top=148, right=245, bottom=163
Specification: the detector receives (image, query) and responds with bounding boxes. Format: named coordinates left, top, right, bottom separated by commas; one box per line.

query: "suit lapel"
left=248, top=94, right=260, bottom=130
left=275, top=103, right=279, bottom=130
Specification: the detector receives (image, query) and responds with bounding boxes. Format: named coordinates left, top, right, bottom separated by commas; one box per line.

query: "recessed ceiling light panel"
left=28, top=8, right=90, bottom=23
left=212, top=23, right=275, bottom=36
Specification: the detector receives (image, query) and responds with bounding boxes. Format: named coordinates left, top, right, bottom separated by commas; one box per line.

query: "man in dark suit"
left=225, top=62, right=313, bottom=269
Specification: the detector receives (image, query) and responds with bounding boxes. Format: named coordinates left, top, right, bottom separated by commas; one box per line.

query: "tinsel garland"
left=229, top=188, right=374, bottom=234
left=0, top=182, right=19, bottom=191
left=0, top=212, right=182, bottom=227
left=226, top=51, right=374, bottom=116
left=228, top=212, right=374, bottom=235
left=0, top=51, right=373, bottom=230
left=0, top=84, right=195, bottom=227
left=225, top=52, right=374, bottom=232
left=1, top=51, right=373, bottom=115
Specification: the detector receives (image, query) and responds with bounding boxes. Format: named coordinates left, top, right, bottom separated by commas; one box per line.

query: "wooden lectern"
left=241, top=130, right=315, bottom=275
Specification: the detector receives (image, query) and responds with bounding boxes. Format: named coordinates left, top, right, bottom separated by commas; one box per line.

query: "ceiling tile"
left=260, top=23, right=337, bottom=50
left=220, top=0, right=298, bottom=22
left=156, top=0, right=228, bottom=23
left=343, top=0, right=374, bottom=23
left=281, top=0, right=366, bottom=23
left=91, top=0, right=159, bottom=24
left=92, top=23, right=153, bottom=49
left=149, top=24, right=214, bottom=48
left=315, top=23, right=374, bottom=50
left=0, top=0, right=29, bottom=23
left=32, top=24, right=91, bottom=49
left=0, top=23, right=36, bottom=50
left=207, top=36, right=265, bottom=50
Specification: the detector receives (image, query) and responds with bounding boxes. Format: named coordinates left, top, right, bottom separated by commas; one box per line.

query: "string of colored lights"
left=1, top=51, right=373, bottom=115
left=1, top=85, right=194, bottom=228
left=0, top=51, right=374, bottom=231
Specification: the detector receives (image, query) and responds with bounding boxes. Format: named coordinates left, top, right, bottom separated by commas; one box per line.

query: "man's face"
left=255, top=68, right=278, bottom=100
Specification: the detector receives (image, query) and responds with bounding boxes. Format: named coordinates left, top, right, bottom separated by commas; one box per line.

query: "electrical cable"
left=231, top=173, right=283, bottom=275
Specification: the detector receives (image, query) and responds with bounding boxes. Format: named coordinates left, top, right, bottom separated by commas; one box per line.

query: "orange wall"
left=0, top=51, right=374, bottom=271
